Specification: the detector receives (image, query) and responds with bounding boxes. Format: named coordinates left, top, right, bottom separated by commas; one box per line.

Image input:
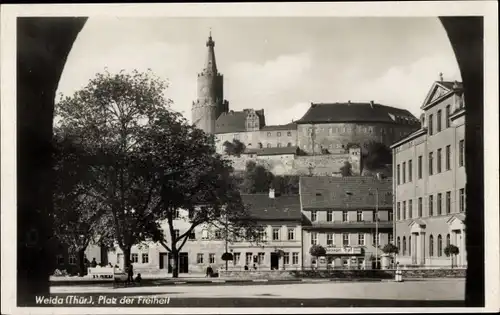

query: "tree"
left=444, top=244, right=460, bottom=268
left=139, top=110, right=261, bottom=278
left=51, top=132, right=114, bottom=276
left=271, top=175, right=299, bottom=195
left=382, top=243, right=399, bottom=256
left=340, top=161, right=353, bottom=177
left=223, top=139, right=246, bottom=157
left=55, top=69, right=172, bottom=270
left=240, top=161, right=274, bottom=194
left=363, top=141, right=392, bottom=171
left=309, top=244, right=326, bottom=268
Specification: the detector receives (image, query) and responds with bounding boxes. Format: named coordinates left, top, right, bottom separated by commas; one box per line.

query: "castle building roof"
left=299, top=176, right=393, bottom=210
left=215, top=110, right=248, bottom=133
left=296, top=102, right=419, bottom=125
left=261, top=123, right=297, bottom=131
left=241, top=194, right=302, bottom=221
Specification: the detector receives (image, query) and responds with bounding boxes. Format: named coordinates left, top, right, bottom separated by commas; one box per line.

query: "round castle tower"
left=192, top=32, right=229, bottom=134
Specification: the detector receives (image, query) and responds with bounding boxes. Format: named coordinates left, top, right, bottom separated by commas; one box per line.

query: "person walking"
left=126, top=263, right=134, bottom=284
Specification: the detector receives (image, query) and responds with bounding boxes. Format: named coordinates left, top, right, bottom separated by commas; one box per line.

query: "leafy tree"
left=55, top=69, right=173, bottom=270
left=309, top=244, right=326, bottom=259
left=272, top=175, right=299, bottom=195
left=139, top=110, right=260, bottom=278
left=382, top=243, right=399, bottom=255
left=340, top=161, right=353, bottom=177
left=363, top=141, right=392, bottom=171
left=223, top=139, right=246, bottom=157
left=240, top=161, right=274, bottom=194
left=51, top=132, right=114, bottom=276
left=444, top=244, right=460, bottom=268
left=221, top=252, right=233, bottom=261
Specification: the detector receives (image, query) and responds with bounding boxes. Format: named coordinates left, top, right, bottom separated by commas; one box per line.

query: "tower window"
left=287, top=131, right=292, bottom=136
left=267, top=132, right=271, bottom=137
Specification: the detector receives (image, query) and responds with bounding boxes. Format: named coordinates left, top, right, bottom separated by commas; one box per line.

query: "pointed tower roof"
left=203, top=30, right=217, bottom=75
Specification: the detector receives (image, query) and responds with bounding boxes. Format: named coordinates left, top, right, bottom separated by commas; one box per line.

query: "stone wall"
left=226, top=152, right=360, bottom=176
left=219, top=268, right=466, bottom=279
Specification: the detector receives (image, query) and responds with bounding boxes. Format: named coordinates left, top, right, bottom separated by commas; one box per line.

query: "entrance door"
left=270, top=253, right=279, bottom=270
left=179, top=253, right=189, bottom=273
left=159, top=253, right=168, bottom=270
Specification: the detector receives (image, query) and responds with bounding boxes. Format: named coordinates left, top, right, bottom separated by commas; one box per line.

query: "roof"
left=215, top=111, right=248, bottom=133
left=303, top=222, right=393, bottom=229
left=300, top=176, right=393, bottom=210
left=296, top=102, right=419, bottom=125
left=256, top=146, right=299, bottom=156
left=241, top=194, right=302, bottom=221
left=261, top=123, right=297, bottom=131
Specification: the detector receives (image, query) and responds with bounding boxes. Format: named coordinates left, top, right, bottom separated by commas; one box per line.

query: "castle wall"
left=297, top=122, right=419, bottom=155
left=215, top=128, right=298, bottom=154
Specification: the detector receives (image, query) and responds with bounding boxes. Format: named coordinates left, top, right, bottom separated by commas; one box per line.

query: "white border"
left=1, top=1, right=499, bottom=314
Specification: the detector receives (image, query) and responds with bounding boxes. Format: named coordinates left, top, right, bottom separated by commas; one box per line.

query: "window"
left=397, top=164, right=401, bottom=185
left=358, top=233, right=365, bottom=246
left=356, top=210, right=363, bottom=222
left=459, top=140, right=465, bottom=167
left=230, top=252, right=239, bottom=265
left=327, top=210, right=333, bottom=222
left=277, top=143, right=282, bottom=148
left=459, top=188, right=465, bottom=212
left=418, top=156, right=423, bottom=179
left=68, top=254, right=77, bottom=265
left=142, top=253, right=149, bottom=264
left=428, top=114, right=433, bottom=135
left=445, top=105, right=451, bottom=128
left=258, top=253, right=265, bottom=265
left=311, top=211, right=317, bottom=222
left=287, top=142, right=292, bottom=147
left=402, top=201, right=406, bottom=220
left=327, top=233, right=334, bottom=246
left=428, top=152, right=434, bottom=175
left=272, top=228, right=280, bottom=241
left=277, top=132, right=281, bottom=137
left=287, top=228, right=295, bottom=240
left=267, top=143, right=271, bottom=148
left=397, top=237, right=401, bottom=251
left=215, top=230, right=222, bottom=239
left=131, top=253, right=139, bottom=263
left=174, top=229, right=180, bottom=239
left=437, top=109, right=442, bottom=132
left=197, top=253, right=204, bottom=264
left=409, top=236, right=412, bottom=256
left=56, top=254, right=64, bottom=265
left=402, top=162, right=406, bottom=183
left=373, top=233, right=379, bottom=247
left=389, top=211, right=394, bottom=222
left=209, top=253, right=215, bottom=264
left=245, top=253, right=252, bottom=265
left=418, top=197, right=423, bottom=217
left=397, top=202, right=401, bottom=221
left=437, top=193, right=442, bottom=215
left=342, top=211, right=348, bottom=222
left=258, top=143, right=263, bottom=149
left=201, top=229, right=208, bottom=240
left=402, top=236, right=407, bottom=255
left=267, top=132, right=271, bottom=137
left=258, top=230, right=266, bottom=241
left=287, top=131, right=292, bottom=136
left=408, top=160, right=413, bottom=182
left=283, top=252, right=290, bottom=265
left=408, top=199, right=413, bottom=219
left=446, top=234, right=451, bottom=247
left=389, top=233, right=394, bottom=244
left=437, top=148, right=442, bottom=173
left=188, top=231, right=196, bottom=240
left=429, top=195, right=434, bottom=216
left=445, top=145, right=451, bottom=171
left=429, top=235, right=434, bottom=256
left=342, top=233, right=349, bottom=246
left=311, top=232, right=318, bottom=245
left=437, top=235, right=443, bottom=257
left=446, top=191, right=451, bottom=214
left=292, top=252, right=299, bottom=265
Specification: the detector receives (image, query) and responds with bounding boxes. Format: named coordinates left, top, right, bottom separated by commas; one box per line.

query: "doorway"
left=159, top=252, right=189, bottom=273
left=270, top=253, right=279, bottom=270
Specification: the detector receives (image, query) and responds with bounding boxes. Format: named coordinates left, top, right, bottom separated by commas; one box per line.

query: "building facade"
left=107, top=191, right=302, bottom=274
left=300, top=176, right=393, bottom=269
left=295, top=102, right=420, bottom=155
left=391, top=80, right=466, bottom=267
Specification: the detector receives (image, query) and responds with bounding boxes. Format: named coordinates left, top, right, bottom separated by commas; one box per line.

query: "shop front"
left=324, top=246, right=365, bottom=269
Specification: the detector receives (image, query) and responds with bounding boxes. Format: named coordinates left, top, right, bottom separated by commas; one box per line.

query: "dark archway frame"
left=15, top=16, right=484, bottom=306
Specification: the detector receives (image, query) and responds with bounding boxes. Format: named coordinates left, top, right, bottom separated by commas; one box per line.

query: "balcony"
left=303, top=221, right=393, bottom=230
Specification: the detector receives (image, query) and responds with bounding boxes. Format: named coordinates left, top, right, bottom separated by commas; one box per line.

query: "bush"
left=221, top=252, right=233, bottom=261
left=444, top=244, right=459, bottom=257
left=309, top=244, right=326, bottom=257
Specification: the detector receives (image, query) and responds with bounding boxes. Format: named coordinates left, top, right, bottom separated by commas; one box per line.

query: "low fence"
left=218, top=268, right=466, bottom=280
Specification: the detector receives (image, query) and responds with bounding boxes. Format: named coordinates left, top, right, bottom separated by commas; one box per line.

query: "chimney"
left=453, top=80, right=459, bottom=89
left=370, top=101, right=374, bottom=108
left=269, top=188, right=275, bottom=199
left=348, top=100, right=351, bottom=105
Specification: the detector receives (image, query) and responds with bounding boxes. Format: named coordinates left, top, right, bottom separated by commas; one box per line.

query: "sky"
left=57, top=17, right=462, bottom=125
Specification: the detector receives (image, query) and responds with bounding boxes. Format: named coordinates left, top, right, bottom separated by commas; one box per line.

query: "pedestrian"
left=244, top=265, right=249, bottom=271
left=90, top=258, right=97, bottom=268
left=135, top=273, right=142, bottom=284
left=206, top=265, right=213, bottom=277
left=126, top=263, right=134, bottom=283
left=253, top=264, right=257, bottom=270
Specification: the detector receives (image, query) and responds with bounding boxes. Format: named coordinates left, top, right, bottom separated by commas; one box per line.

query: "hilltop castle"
left=191, top=33, right=420, bottom=175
